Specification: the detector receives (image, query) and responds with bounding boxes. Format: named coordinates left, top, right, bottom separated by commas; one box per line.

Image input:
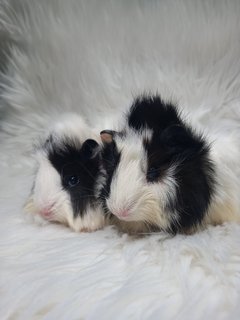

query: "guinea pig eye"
left=147, top=167, right=159, bottom=182
left=66, top=175, right=80, bottom=188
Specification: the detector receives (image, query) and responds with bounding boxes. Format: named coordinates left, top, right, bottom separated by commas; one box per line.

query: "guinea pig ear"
left=100, top=130, right=116, bottom=144
left=81, top=139, right=100, bottom=159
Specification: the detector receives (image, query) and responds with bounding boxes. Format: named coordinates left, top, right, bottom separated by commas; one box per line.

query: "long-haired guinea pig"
left=100, top=95, right=240, bottom=234
left=24, top=114, right=107, bottom=232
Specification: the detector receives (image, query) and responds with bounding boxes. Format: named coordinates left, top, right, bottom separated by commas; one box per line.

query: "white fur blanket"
left=1, top=1, right=240, bottom=319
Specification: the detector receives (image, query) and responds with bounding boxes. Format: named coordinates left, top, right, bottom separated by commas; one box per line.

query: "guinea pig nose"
left=115, top=209, right=130, bottom=218
left=39, top=206, right=54, bottom=219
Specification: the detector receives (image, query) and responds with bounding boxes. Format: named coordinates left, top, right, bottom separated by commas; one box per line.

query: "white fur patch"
left=25, top=152, right=107, bottom=232
left=107, top=132, right=178, bottom=231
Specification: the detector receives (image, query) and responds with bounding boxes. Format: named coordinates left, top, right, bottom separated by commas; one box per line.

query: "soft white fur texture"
left=1, top=0, right=240, bottom=319
left=24, top=113, right=107, bottom=232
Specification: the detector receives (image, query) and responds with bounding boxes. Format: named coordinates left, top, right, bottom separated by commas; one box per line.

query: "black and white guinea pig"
left=100, top=94, right=240, bottom=234
left=24, top=114, right=108, bottom=232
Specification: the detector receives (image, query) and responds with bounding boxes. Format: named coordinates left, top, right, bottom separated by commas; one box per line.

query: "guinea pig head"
left=100, top=95, right=216, bottom=234
left=25, top=133, right=106, bottom=232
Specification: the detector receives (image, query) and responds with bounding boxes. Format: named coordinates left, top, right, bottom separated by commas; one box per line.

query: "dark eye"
left=147, top=167, right=159, bottom=182
left=66, top=175, right=80, bottom=187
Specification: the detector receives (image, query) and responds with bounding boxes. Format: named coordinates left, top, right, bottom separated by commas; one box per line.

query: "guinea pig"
left=24, top=114, right=108, bottom=232
left=100, top=94, right=240, bottom=234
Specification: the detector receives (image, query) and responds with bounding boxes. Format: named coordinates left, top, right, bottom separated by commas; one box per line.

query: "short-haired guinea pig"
left=100, top=94, right=240, bottom=234
left=24, top=113, right=108, bottom=232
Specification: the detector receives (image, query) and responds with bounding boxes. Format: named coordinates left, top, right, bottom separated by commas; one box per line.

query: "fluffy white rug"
left=1, top=1, right=240, bottom=319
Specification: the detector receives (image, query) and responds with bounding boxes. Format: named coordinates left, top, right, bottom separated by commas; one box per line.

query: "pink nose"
left=115, top=209, right=130, bottom=218
left=39, top=206, right=53, bottom=219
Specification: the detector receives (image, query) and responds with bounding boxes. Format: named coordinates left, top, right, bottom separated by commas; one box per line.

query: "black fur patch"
left=146, top=126, right=215, bottom=232
left=47, top=138, right=101, bottom=217
left=128, top=94, right=216, bottom=232
left=100, top=140, right=121, bottom=210
left=128, top=95, right=182, bottom=132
